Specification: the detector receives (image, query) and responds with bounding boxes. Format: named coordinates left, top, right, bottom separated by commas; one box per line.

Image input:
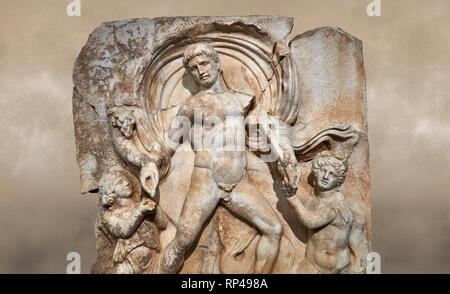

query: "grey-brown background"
left=0, top=0, right=449, bottom=273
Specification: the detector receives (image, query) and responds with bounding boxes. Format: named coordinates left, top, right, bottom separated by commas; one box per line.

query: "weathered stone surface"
left=72, top=16, right=370, bottom=274
left=290, top=26, right=371, bottom=241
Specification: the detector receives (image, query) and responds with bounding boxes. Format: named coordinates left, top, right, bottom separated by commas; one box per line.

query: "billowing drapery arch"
left=141, top=25, right=301, bottom=125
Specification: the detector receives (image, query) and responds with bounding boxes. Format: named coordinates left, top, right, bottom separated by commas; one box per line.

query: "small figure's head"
left=182, top=43, right=221, bottom=89
left=99, top=171, right=137, bottom=208
left=311, top=156, right=348, bottom=192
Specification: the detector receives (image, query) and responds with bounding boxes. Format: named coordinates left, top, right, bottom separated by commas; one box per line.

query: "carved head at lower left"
left=99, top=170, right=139, bottom=209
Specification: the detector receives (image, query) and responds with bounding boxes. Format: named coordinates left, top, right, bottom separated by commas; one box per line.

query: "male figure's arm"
left=247, top=102, right=300, bottom=189
left=166, top=104, right=190, bottom=148
left=109, top=106, right=160, bottom=166
left=108, top=106, right=179, bottom=197
left=111, top=128, right=159, bottom=167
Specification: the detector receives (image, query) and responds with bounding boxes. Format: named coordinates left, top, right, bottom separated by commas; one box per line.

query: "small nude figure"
left=285, top=155, right=368, bottom=274
left=99, top=170, right=168, bottom=274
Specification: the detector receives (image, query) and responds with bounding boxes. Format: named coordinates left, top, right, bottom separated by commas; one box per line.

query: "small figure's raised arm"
left=286, top=195, right=336, bottom=230
left=101, top=198, right=156, bottom=239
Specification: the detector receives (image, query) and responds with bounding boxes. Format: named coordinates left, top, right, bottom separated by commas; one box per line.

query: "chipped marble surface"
left=72, top=16, right=370, bottom=274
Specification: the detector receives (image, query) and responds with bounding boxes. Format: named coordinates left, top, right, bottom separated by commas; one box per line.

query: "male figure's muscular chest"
left=178, top=92, right=244, bottom=124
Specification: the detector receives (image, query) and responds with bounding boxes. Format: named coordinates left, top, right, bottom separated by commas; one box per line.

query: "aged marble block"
left=72, top=16, right=370, bottom=274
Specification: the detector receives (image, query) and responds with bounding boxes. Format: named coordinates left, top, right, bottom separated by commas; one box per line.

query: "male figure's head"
left=311, top=156, right=348, bottom=192
left=183, top=43, right=221, bottom=90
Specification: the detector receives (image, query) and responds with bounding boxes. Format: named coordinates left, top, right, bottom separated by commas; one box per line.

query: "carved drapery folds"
left=72, top=16, right=370, bottom=274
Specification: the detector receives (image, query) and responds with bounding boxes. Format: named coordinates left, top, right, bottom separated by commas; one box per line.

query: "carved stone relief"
left=72, top=16, right=370, bottom=274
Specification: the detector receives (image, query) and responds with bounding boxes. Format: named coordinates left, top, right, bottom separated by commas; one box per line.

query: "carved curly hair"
left=98, top=170, right=140, bottom=208
left=312, top=156, right=348, bottom=186
left=182, top=42, right=220, bottom=69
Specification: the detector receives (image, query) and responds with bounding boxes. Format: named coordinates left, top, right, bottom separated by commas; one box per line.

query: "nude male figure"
left=285, top=155, right=368, bottom=274
left=159, top=43, right=285, bottom=274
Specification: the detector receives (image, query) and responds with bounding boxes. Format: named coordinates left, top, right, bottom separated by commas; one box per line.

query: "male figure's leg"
left=159, top=166, right=220, bottom=273
left=222, top=173, right=283, bottom=273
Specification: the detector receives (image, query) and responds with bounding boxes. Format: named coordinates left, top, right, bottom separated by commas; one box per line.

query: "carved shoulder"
left=332, top=194, right=354, bottom=225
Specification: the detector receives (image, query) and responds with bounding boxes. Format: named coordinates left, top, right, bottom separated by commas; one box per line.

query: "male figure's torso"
left=178, top=91, right=251, bottom=187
